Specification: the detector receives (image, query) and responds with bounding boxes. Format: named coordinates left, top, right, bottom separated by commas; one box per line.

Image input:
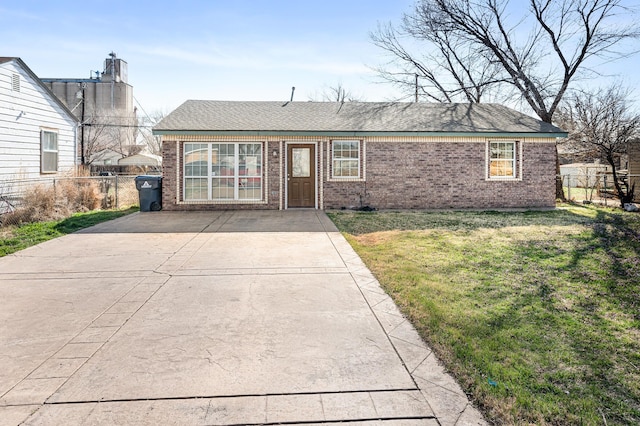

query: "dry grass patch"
left=2, top=180, right=102, bottom=226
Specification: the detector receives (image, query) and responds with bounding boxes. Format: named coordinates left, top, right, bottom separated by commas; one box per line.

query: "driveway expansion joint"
left=39, top=388, right=422, bottom=406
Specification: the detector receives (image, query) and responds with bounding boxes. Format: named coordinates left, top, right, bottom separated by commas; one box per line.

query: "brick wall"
left=161, top=140, right=177, bottom=210
left=162, top=138, right=557, bottom=211
left=323, top=141, right=556, bottom=209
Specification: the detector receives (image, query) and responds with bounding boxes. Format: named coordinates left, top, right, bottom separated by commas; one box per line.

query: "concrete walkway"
left=0, top=210, right=486, bottom=425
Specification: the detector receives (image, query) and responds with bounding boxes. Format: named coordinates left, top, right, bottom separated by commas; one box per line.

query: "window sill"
left=327, top=177, right=366, bottom=182
left=178, top=199, right=267, bottom=205
left=485, top=177, right=522, bottom=182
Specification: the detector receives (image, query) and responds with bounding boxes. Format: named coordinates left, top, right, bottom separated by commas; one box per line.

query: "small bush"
left=1, top=179, right=102, bottom=227
left=55, top=179, right=101, bottom=212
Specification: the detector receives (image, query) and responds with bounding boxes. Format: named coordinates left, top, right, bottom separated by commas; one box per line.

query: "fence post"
left=604, top=175, right=607, bottom=207
left=115, top=175, right=119, bottom=209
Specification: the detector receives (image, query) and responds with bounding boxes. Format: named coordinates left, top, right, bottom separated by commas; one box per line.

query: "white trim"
left=327, top=139, right=366, bottom=182
left=175, top=140, right=180, bottom=204
left=284, top=143, right=288, bottom=210
left=319, top=140, right=324, bottom=209
left=178, top=199, right=269, bottom=206
left=279, top=140, right=284, bottom=210
left=485, top=139, right=523, bottom=181
left=40, top=129, right=59, bottom=174
left=264, top=140, right=269, bottom=205
left=181, top=141, right=265, bottom=203
left=362, top=140, right=367, bottom=180
left=161, top=134, right=559, bottom=144
left=284, top=141, right=319, bottom=209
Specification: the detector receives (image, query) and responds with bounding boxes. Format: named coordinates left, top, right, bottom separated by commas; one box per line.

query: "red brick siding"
left=162, top=139, right=556, bottom=210
left=323, top=141, right=556, bottom=209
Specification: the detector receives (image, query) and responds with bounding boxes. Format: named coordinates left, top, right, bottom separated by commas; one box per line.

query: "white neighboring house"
left=560, top=162, right=611, bottom=188
left=90, top=148, right=123, bottom=166
left=0, top=57, right=78, bottom=182
left=118, top=152, right=162, bottom=167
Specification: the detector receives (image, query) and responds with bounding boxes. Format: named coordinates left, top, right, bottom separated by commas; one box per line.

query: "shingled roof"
left=153, top=100, right=565, bottom=137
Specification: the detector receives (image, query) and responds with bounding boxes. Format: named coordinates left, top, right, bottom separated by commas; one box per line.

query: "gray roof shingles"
left=153, top=100, right=565, bottom=135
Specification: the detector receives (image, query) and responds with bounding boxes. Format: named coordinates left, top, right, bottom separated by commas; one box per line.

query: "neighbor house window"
left=184, top=142, right=262, bottom=201
left=331, top=140, right=361, bottom=178
left=488, top=141, right=519, bottom=179
left=41, top=130, right=58, bottom=173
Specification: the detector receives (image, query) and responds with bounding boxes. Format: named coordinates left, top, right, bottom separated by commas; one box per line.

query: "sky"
left=1, top=0, right=639, bottom=119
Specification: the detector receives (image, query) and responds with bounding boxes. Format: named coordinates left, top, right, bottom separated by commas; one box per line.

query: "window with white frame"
left=488, top=141, right=519, bottom=179
left=184, top=142, right=262, bottom=201
left=331, top=140, right=361, bottom=178
left=41, top=130, right=58, bottom=173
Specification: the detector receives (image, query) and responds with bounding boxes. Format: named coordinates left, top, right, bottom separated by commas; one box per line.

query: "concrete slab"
left=0, top=276, right=141, bottom=398
left=48, top=273, right=413, bottom=403
left=178, top=232, right=347, bottom=272
left=0, top=210, right=485, bottom=425
left=0, top=233, right=191, bottom=274
left=209, top=209, right=338, bottom=232
left=0, top=405, right=39, bottom=426
left=77, top=211, right=226, bottom=234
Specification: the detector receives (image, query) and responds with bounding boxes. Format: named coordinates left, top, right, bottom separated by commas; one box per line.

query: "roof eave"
left=6, top=58, right=80, bottom=125
left=152, top=129, right=568, bottom=138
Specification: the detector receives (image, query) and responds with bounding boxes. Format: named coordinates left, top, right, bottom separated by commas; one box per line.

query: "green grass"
left=328, top=205, right=640, bottom=425
left=0, top=207, right=138, bottom=257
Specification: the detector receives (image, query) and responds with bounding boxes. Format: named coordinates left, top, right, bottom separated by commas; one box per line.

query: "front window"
left=41, top=130, right=58, bottom=173
left=488, top=141, right=517, bottom=179
left=184, top=142, right=262, bottom=201
left=332, top=140, right=360, bottom=178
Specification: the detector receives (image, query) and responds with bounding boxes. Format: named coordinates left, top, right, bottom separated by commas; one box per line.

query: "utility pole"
left=415, top=74, right=419, bottom=103
left=80, top=85, right=86, bottom=164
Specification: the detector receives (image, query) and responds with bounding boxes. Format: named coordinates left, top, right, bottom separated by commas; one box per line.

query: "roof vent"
left=11, top=73, right=20, bottom=92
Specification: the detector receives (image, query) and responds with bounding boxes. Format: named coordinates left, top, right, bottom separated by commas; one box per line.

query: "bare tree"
left=557, top=86, right=640, bottom=206
left=371, top=20, right=504, bottom=103
left=137, top=110, right=166, bottom=156
left=310, top=83, right=364, bottom=102
left=81, top=109, right=138, bottom=164
left=372, top=0, right=639, bottom=198
left=82, top=109, right=113, bottom=165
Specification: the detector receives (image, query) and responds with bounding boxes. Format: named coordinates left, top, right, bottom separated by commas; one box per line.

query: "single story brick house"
left=153, top=101, right=566, bottom=210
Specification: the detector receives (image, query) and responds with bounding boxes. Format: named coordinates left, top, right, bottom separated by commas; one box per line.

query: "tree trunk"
left=608, top=154, right=627, bottom=208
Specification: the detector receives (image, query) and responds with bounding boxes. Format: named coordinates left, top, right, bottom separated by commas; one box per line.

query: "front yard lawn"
left=328, top=205, right=640, bottom=425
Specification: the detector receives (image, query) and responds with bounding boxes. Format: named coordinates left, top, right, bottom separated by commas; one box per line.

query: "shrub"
left=1, top=179, right=102, bottom=227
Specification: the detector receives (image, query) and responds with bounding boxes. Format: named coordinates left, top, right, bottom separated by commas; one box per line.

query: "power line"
left=133, top=95, right=153, bottom=123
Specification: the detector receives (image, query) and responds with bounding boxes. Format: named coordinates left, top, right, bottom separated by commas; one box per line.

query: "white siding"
left=0, top=59, right=77, bottom=181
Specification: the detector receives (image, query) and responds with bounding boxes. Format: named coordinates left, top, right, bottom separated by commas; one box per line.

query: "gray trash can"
left=135, top=175, right=162, bottom=211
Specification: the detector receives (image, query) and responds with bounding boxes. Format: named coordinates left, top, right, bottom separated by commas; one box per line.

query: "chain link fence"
left=0, top=176, right=139, bottom=228
left=560, top=172, right=639, bottom=206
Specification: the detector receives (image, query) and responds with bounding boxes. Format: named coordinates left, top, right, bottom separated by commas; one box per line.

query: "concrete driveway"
left=0, top=210, right=486, bottom=425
